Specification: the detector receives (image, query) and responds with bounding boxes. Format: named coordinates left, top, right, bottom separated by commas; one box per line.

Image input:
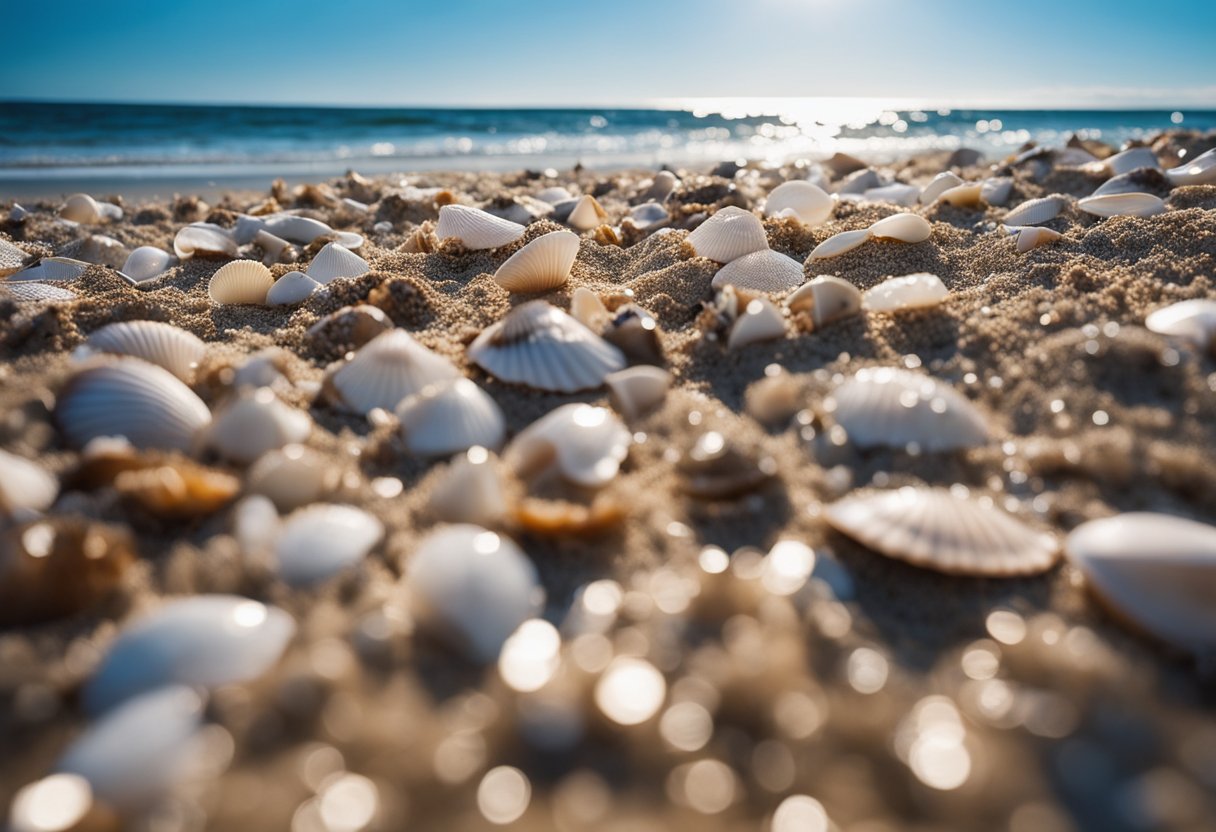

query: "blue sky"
left=3, top=0, right=1214, bottom=107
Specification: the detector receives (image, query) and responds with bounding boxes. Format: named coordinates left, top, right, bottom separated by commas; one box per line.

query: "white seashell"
left=395, top=378, right=507, bottom=457
left=232, top=347, right=291, bottom=390
left=174, top=223, right=238, bottom=259
left=868, top=213, right=932, bottom=243
left=56, top=358, right=211, bottom=453
left=641, top=170, right=679, bottom=202
left=232, top=215, right=266, bottom=245
left=207, top=387, right=311, bottom=464
left=863, top=183, right=921, bottom=207
left=936, top=182, right=984, bottom=207
left=808, top=228, right=870, bottom=260
left=429, top=447, right=507, bottom=526
left=0, top=238, right=28, bottom=276
left=605, top=366, right=671, bottom=421
left=307, top=242, right=369, bottom=284
left=764, top=181, right=833, bottom=226
left=1077, top=193, right=1166, bottom=218
left=208, top=259, right=273, bottom=305
left=567, top=195, right=608, bottom=231
left=1166, top=147, right=1216, bottom=187
left=862, top=273, right=948, bottom=313
left=234, top=495, right=281, bottom=559
left=436, top=204, right=526, bottom=250
left=836, top=168, right=882, bottom=195
left=61, top=193, right=121, bottom=224
left=686, top=206, right=770, bottom=263
left=253, top=229, right=290, bottom=266
left=980, top=177, right=1014, bottom=206
left=828, top=367, right=990, bottom=451
left=84, top=320, right=206, bottom=382
left=535, top=186, right=574, bottom=204
left=570, top=287, right=610, bottom=331
left=1064, top=513, right=1216, bottom=652
left=1144, top=299, right=1216, bottom=350
left=494, top=230, right=580, bottom=292
left=275, top=504, right=384, bottom=587
left=247, top=444, right=338, bottom=511
left=728, top=297, right=786, bottom=351
left=711, top=249, right=805, bottom=293
left=0, top=448, right=58, bottom=517
left=9, top=203, right=29, bottom=223
left=628, top=202, right=670, bottom=231
left=919, top=172, right=965, bottom=204
left=1014, top=226, right=1063, bottom=253
left=1003, top=195, right=1066, bottom=226
left=69, top=234, right=128, bottom=268
left=826, top=487, right=1059, bottom=576
left=119, top=246, right=176, bottom=285
left=786, top=275, right=862, bottom=330
left=505, top=404, right=630, bottom=488
left=267, top=271, right=321, bottom=306
left=469, top=301, right=625, bottom=392
left=262, top=214, right=363, bottom=249
left=332, top=329, right=460, bottom=414
left=342, top=197, right=369, bottom=213
left=405, top=524, right=542, bottom=662
left=10, top=257, right=91, bottom=282
left=1086, top=146, right=1160, bottom=177
left=1, top=282, right=77, bottom=303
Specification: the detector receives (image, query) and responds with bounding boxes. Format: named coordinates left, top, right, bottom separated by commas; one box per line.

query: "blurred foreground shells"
left=686, top=206, right=769, bottom=263
left=826, top=487, right=1060, bottom=576
left=275, top=504, right=384, bottom=586
left=1165, top=147, right=1216, bottom=187
left=306, top=242, right=369, bottom=284
left=1077, top=193, right=1165, bottom=218
left=606, top=366, right=671, bottom=421
left=119, top=246, right=176, bottom=284
left=764, top=180, right=833, bottom=226
left=505, top=404, right=630, bottom=488
left=331, top=329, right=460, bottom=414
left=395, top=378, right=506, bottom=457
left=862, top=273, right=948, bottom=313
left=174, top=223, right=238, bottom=259
left=247, top=445, right=337, bottom=511
left=207, top=387, right=312, bottom=464
left=828, top=367, right=990, bottom=451
left=436, top=204, right=525, bottom=249
left=1003, top=196, right=1066, bottom=226
left=786, top=275, right=862, bottom=330
left=493, top=230, right=580, bottom=292
left=728, top=296, right=786, bottom=350
left=429, top=447, right=507, bottom=526
left=208, top=260, right=274, bottom=305
left=1144, top=299, right=1216, bottom=352
left=83, top=320, right=206, bottom=382
left=711, top=249, right=805, bottom=292
left=0, top=449, right=59, bottom=517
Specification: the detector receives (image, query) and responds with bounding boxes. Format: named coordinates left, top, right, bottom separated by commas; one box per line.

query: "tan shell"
left=436, top=204, right=526, bottom=250
left=919, top=172, right=965, bottom=205
left=828, top=367, right=990, bottom=451
left=937, top=182, right=983, bottom=208
left=571, top=286, right=610, bottom=331
left=711, top=249, right=805, bottom=293
left=786, top=275, right=862, bottom=330
left=208, top=260, right=273, bottom=304
left=686, top=207, right=769, bottom=263
left=84, top=320, right=207, bottom=382
left=567, top=195, right=608, bottom=232
left=868, top=213, right=932, bottom=243
left=1012, top=226, right=1062, bottom=253
left=493, top=230, right=580, bottom=292
left=862, top=273, right=948, bottom=313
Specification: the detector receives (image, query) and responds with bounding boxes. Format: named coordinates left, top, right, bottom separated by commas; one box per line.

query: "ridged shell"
left=56, top=359, right=212, bottom=453
left=306, top=242, right=369, bottom=284
left=606, top=366, right=671, bottom=421
left=505, top=404, right=630, bottom=488
left=1003, top=196, right=1066, bottom=226
left=207, top=387, right=312, bottom=464
left=868, top=213, right=932, bottom=242
left=1064, top=512, right=1216, bottom=652
left=0, top=238, right=30, bottom=276
left=119, top=246, right=176, bottom=284
left=826, top=487, right=1060, bottom=576
left=808, top=228, right=871, bottom=260
left=1144, top=299, right=1216, bottom=349
left=0, top=448, right=58, bottom=516
left=11, top=257, right=91, bottom=282
left=764, top=181, right=833, bottom=226
left=246, top=444, right=338, bottom=511
left=332, top=329, right=461, bottom=414
left=980, top=177, right=1014, bottom=206
left=728, top=297, right=786, bottom=350
left=395, top=378, right=507, bottom=457
left=208, top=260, right=274, bottom=305
left=436, top=204, right=526, bottom=250
left=567, top=195, right=608, bottom=231
left=1166, top=147, right=1216, bottom=187
left=686, top=206, right=770, bottom=263
left=174, top=223, right=238, bottom=259
left=1077, top=193, right=1165, bottom=218
left=1014, top=226, right=1063, bottom=253
left=786, top=275, right=862, bottom=329
left=429, top=447, right=507, bottom=527
left=828, top=367, right=990, bottom=451
left=494, top=230, right=580, bottom=292
left=0, top=282, right=77, bottom=303
left=862, top=273, right=948, bottom=312
left=711, top=249, right=805, bottom=292
left=275, top=504, right=384, bottom=587
left=469, top=301, right=626, bottom=392
left=266, top=271, right=321, bottom=306
left=863, top=183, right=921, bottom=207
left=919, top=172, right=965, bottom=204
left=84, top=320, right=206, bottom=382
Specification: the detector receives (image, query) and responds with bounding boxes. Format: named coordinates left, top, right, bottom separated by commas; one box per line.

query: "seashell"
left=83, top=595, right=296, bottom=713
left=83, top=320, right=206, bottom=382
left=628, top=201, right=670, bottom=231
left=603, top=304, right=665, bottom=366
left=937, top=182, right=984, bottom=208
left=234, top=495, right=280, bottom=560
left=808, top=228, right=871, bottom=260
left=247, top=444, right=338, bottom=511
left=535, top=186, right=574, bottom=204
left=56, top=359, right=211, bottom=453
left=8, top=203, right=28, bottom=222
left=0, top=281, right=77, bottom=303
left=488, top=196, right=554, bottom=225
left=332, top=329, right=460, bottom=414
left=267, top=270, right=321, bottom=306
left=232, top=347, right=293, bottom=390
left=728, top=296, right=786, bottom=350
left=640, top=170, right=679, bottom=202
left=1077, top=193, right=1165, bottom=218
left=10, top=257, right=91, bottom=282
left=711, top=249, right=805, bottom=293
left=828, top=367, right=990, bottom=451
left=980, top=176, right=1014, bottom=206
left=207, top=387, right=311, bottom=464
left=113, top=458, right=239, bottom=519
left=868, top=213, right=932, bottom=242
left=1091, top=167, right=1170, bottom=197
left=0, top=238, right=29, bottom=276
left=233, top=214, right=267, bottom=245
left=567, top=195, right=608, bottom=231
left=429, top=447, right=507, bottom=526
left=405, top=524, right=542, bottom=662
left=862, top=273, right=948, bottom=313
left=208, top=259, right=273, bottom=304
left=1165, top=147, right=1216, bottom=187
left=119, top=246, right=176, bottom=285
left=1144, top=299, right=1216, bottom=352
left=514, top=493, right=627, bottom=537
left=0, top=449, right=58, bottom=517
left=763, top=181, right=833, bottom=226
left=1013, top=226, right=1063, bottom=253
left=786, top=275, right=862, bottom=330
left=686, top=206, right=770, bottom=263
left=65, top=234, right=128, bottom=268
left=253, top=229, right=290, bottom=265
left=826, top=487, right=1059, bottom=576
left=275, top=504, right=384, bottom=587
left=606, top=366, right=671, bottom=421
left=863, top=183, right=921, bottom=207
left=395, top=378, right=507, bottom=457
left=1085, top=146, right=1159, bottom=177
left=505, top=404, right=630, bottom=488
left=174, top=223, right=238, bottom=259
left=436, top=204, right=526, bottom=249
left=571, top=286, right=610, bottom=331
left=493, top=230, right=580, bottom=292
left=469, top=301, right=625, bottom=392
left=306, top=242, right=369, bottom=284
left=262, top=214, right=363, bottom=249
left=306, top=304, right=393, bottom=358
left=836, top=168, right=882, bottom=195
left=920, top=172, right=965, bottom=204
left=60, top=193, right=121, bottom=224
left=1002, top=195, right=1066, bottom=226
left=1064, top=512, right=1216, bottom=652
left=677, top=431, right=775, bottom=499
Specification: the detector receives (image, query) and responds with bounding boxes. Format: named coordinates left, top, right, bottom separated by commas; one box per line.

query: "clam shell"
left=1166, top=147, right=1216, bottom=187
left=83, top=595, right=295, bottom=713
left=828, top=367, right=990, bottom=451
left=764, top=181, right=833, bottom=226
left=10, top=257, right=91, bottom=282
left=1002, top=195, right=1066, bottom=226
left=1077, top=193, right=1165, bottom=218
left=1064, top=512, right=1216, bottom=652
left=919, top=172, right=965, bottom=204
left=275, top=504, right=384, bottom=587
left=836, top=168, right=882, bottom=195
left=505, top=403, right=630, bottom=488
left=84, top=320, right=206, bottom=381
left=266, top=270, right=321, bottom=306
left=862, top=273, right=948, bottom=313
left=980, top=176, right=1014, bottom=206
left=174, top=223, right=238, bottom=259
left=1144, top=299, right=1216, bottom=349
left=207, top=387, right=312, bottom=464
left=786, top=275, right=862, bottom=330
left=868, top=213, right=932, bottom=242
left=469, top=301, right=625, bottom=393
left=728, top=297, right=786, bottom=350
left=332, top=329, right=460, bottom=414
left=429, top=447, right=507, bottom=527
left=436, top=204, right=526, bottom=250
left=0, top=282, right=77, bottom=303
left=405, top=524, right=542, bottom=662
left=863, top=183, right=921, bottom=207
left=395, top=378, right=507, bottom=457
left=263, top=214, right=363, bottom=248
left=57, top=358, right=212, bottom=453
left=1014, top=226, right=1063, bottom=253
left=119, top=246, right=176, bottom=284
left=246, top=444, right=338, bottom=511
left=606, top=365, right=671, bottom=421
left=826, top=487, right=1059, bottom=576
left=494, top=230, right=580, bottom=292
left=711, top=249, right=805, bottom=293
left=61, top=193, right=121, bottom=224
left=808, top=228, right=870, bottom=260
left=686, top=206, right=770, bottom=263
left=571, top=286, right=610, bottom=331
left=568, top=195, right=608, bottom=231
left=210, top=260, right=273, bottom=305
left=307, top=242, right=369, bottom=284
left=0, top=448, right=58, bottom=516
left=0, top=238, right=30, bottom=276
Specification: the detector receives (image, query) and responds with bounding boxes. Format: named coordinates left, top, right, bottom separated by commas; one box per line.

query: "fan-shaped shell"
left=1166, top=147, right=1216, bottom=187
left=246, top=444, right=337, bottom=511
left=728, top=297, right=786, bottom=350
left=307, top=242, right=369, bottom=284
left=764, top=181, right=833, bottom=226
left=332, top=329, right=461, bottom=414
left=711, top=249, right=805, bottom=292
left=1014, top=226, right=1063, bottom=253
left=0, top=238, right=30, bottom=276
left=828, top=367, right=990, bottom=451
left=1144, top=299, right=1216, bottom=350
left=174, top=223, right=238, bottom=259
left=920, top=172, right=965, bottom=204
left=119, top=246, right=176, bottom=284
left=429, top=447, right=507, bottom=527
left=686, top=206, right=769, bottom=263
left=395, top=378, right=507, bottom=457
left=267, top=271, right=321, bottom=306
left=84, top=320, right=206, bottom=382
left=1077, top=193, right=1165, bottom=218
left=826, top=487, right=1060, bottom=576
left=11, top=257, right=91, bottom=282
left=606, top=365, right=671, bottom=421
left=505, top=404, right=630, bottom=488
left=208, top=260, right=274, bottom=305
left=275, top=504, right=384, bottom=587
left=207, top=387, right=312, bottom=464
left=494, top=230, right=580, bottom=292
left=0, top=448, right=58, bottom=516
left=469, top=301, right=626, bottom=392
left=862, top=273, right=948, bottom=312
left=56, top=359, right=212, bottom=453
left=868, top=213, right=932, bottom=242
left=808, top=228, right=871, bottom=260
left=436, top=204, right=526, bottom=250
left=1003, top=195, right=1066, bottom=226
left=567, top=195, right=608, bottom=231
left=786, top=275, right=862, bottom=329
left=0, top=282, right=77, bottom=303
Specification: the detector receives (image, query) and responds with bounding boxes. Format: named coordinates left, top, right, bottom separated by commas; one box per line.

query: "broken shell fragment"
left=208, top=260, right=274, bottom=305
left=493, top=230, right=580, bottom=292
left=253, top=229, right=291, bottom=266
left=505, top=404, right=630, bottom=489
left=686, top=206, right=769, bottom=263
left=711, top=249, right=805, bottom=293
left=828, top=367, right=990, bottom=451
left=436, top=204, right=526, bottom=250
left=785, top=275, right=862, bottom=330
left=763, top=181, right=833, bottom=227
left=862, top=273, right=948, bottom=313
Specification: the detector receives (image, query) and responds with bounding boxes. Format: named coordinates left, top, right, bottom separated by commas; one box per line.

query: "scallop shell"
left=395, top=378, right=507, bottom=457
left=568, top=195, right=608, bottom=231
left=436, top=204, right=526, bottom=250
left=980, top=176, right=1014, bottom=206
left=862, top=273, right=948, bottom=313
left=0, top=282, right=77, bottom=303
left=119, top=246, right=176, bottom=285
left=246, top=444, right=338, bottom=511
left=1077, top=193, right=1165, bottom=218
left=828, top=367, right=990, bottom=451
left=571, top=286, right=610, bottom=331
left=429, top=447, right=507, bottom=527
left=56, top=359, right=212, bottom=453
left=494, top=230, right=580, bottom=292
left=863, top=183, right=921, bottom=207
left=0, top=448, right=58, bottom=516
left=920, top=172, right=965, bottom=204
left=764, top=181, right=833, bottom=226
left=208, top=260, right=274, bottom=305
left=84, top=320, right=206, bottom=382
left=686, top=206, right=770, bottom=263
left=826, top=487, right=1060, bottom=576
left=868, top=213, right=932, bottom=242
left=275, top=504, right=384, bottom=587
left=1144, top=299, right=1216, bottom=350
left=711, top=249, right=805, bottom=293
left=468, top=301, right=625, bottom=393
left=1002, top=196, right=1066, bottom=226
left=1064, top=512, right=1216, bottom=652
left=728, top=297, right=786, bottom=350
left=1014, top=226, right=1063, bottom=253
left=0, top=238, right=30, bottom=276
left=808, top=228, right=871, bottom=260
left=332, top=329, right=461, bottom=414
left=266, top=271, right=321, bottom=306
left=307, top=242, right=369, bottom=284
left=605, top=366, right=671, bottom=421
left=207, top=387, right=312, bottom=464
left=174, top=223, right=238, bottom=259
left=10, top=257, right=91, bottom=282
left=505, top=404, right=630, bottom=488
left=1166, top=147, right=1216, bottom=187
left=786, top=275, right=862, bottom=330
